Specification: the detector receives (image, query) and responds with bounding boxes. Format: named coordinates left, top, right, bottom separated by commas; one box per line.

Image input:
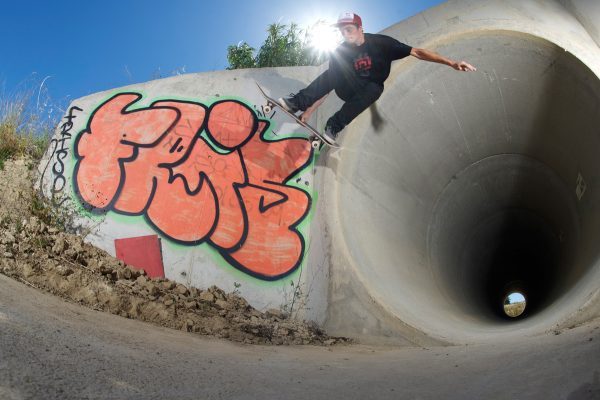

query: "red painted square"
left=114, top=235, right=165, bottom=278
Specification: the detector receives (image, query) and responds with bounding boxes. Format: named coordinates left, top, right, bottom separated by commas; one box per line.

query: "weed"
left=34, top=236, right=51, bottom=248
left=29, top=192, right=81, bottom=233
left=233, top=281, right=242, bottom=295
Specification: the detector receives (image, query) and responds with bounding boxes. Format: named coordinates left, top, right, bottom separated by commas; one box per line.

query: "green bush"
left=227, top=22, right=329, bottom=69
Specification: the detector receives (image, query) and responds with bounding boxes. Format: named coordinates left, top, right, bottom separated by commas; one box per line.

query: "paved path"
left=1, top=274, right=599, bottom=400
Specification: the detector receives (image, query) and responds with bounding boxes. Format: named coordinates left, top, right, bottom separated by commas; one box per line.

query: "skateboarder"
left=278, top=11, right=477, bottom=143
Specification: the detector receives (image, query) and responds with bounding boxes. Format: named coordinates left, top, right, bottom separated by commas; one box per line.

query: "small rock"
left=215, top=299, right=229, bottom=309
left=56, top=265, right=74, bottom=276
left=209, top=286, right=226, bottom=301
left=27, top=217, right=40, bottom=233
left=278, top=328, right=291, bottom=337
left=52, top=237, right=66, bottom=254
left=22, top=264, right=36, bottom=278
left=164, top=299, right=174, bottom=306
left=71, top=236, right=84, bottom=248
left=116, top=268, right=131, bottom=280
left=136, top=275, right=147, bottom=285
left=3, top=252, right=13, bottom=259
left=199, top=291, right=216, bottom=303
left=108, top=271, right=118, bottom=282
left=184, top=301, right=196, bottom=310
left=20, top=242, right=31, bottom=253
left=162, top=281, right=176, bottom=290
left=175, top=284, right=189, bottom=295
left=127, top=267, right=143, bottom=279
left=145, top=282, right=160, bottom=296
left=323, top=339, right=336, bottom=346
left=87, top=258, right=99, bottom=270
left=2, top=232, right=16, bottom=244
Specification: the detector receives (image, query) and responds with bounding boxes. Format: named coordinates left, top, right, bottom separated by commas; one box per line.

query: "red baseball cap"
left=334, top=11, right=362, bottom=28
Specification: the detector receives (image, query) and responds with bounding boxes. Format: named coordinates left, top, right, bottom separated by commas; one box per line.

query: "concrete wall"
left=39, top=0, right=600, bottom=345
left=37, top=66, right=330, bottom=323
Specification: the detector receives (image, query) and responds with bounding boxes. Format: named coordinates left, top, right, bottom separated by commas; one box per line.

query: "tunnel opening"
left=481, top=213, right=558, bottom=320
left=468, top=207, right=563, bottom=320
left=503, top=291, right=527, bottom=319
left=428, top=154, right=579, bottom=324
left=336, top=31, right=600, bottom=341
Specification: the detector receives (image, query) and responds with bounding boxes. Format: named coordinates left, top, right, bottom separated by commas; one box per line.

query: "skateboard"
left=255, top=82, right=340, bottom=149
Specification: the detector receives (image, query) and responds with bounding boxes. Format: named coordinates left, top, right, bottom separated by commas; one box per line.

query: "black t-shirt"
left=330, top=33, right=412, bottom=90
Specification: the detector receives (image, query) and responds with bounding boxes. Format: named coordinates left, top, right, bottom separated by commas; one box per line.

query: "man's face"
left=339, top=24, right=363, bottom=45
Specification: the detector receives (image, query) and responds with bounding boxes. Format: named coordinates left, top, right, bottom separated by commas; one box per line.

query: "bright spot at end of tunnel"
left=504, top=292, right=526, bottom=318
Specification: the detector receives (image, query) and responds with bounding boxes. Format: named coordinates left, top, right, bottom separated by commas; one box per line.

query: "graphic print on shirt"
left=354, top=52, right=372, bottom=78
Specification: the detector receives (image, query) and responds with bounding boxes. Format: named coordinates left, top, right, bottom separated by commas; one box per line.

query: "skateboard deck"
left=255, top=82, right=340, bottom=149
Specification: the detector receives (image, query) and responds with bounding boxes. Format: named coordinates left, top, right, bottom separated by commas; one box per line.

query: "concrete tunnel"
left=318, top=0, right=600, bottom=345
left=35, top=0, right=600, bottom=347
left=324, top=30, right=600, bottom=344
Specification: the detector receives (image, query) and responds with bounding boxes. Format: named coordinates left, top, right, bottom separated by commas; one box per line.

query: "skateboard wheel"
left=311, top=139, right=321, bottom=149
left=263, top=106, right=272, bottom=114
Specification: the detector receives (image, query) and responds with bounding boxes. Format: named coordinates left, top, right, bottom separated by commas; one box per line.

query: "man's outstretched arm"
left=410, top=47, right=476, bottom=72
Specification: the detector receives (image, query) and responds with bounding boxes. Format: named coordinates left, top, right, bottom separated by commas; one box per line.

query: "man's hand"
left=452, top=61, right=477, bottom=72
left=299, top=94, right=328, bottom=123
left=299, top=111, right=313, bottom=123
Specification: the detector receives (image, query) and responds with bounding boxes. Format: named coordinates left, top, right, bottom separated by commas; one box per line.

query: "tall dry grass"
left=0, top=78, right=57, bottom=169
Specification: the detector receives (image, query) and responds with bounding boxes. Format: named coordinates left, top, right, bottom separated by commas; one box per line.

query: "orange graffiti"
left=74, top=93, right=313, bottom=280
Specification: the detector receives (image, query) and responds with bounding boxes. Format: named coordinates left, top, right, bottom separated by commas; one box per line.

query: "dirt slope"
left=0, top=158, right=346, bottom=346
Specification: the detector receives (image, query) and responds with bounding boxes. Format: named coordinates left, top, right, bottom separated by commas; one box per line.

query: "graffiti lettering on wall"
left=73, top=92, right=314, bottom=280
left=40, top=105, right=83, bottom=205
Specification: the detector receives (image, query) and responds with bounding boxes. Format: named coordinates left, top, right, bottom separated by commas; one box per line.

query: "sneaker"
left=322, top=125, right=338, bottom=144
left=277, top=95, right=300, bottom=114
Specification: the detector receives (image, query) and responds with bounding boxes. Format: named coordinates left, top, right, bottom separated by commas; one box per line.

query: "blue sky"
left=1, top=0, right=445, bottom=112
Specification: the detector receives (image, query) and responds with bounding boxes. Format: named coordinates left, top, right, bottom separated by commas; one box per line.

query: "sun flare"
left=307, top=20, right=341, bottom=54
